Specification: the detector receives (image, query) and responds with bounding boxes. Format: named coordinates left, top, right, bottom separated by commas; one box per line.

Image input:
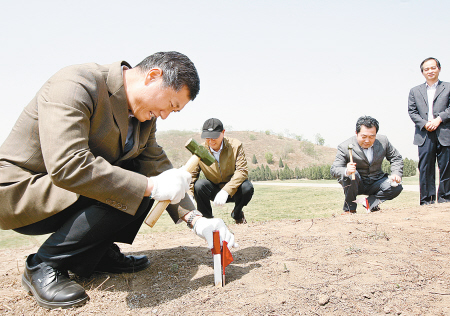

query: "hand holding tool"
left=348, top=144, right=356, bottom=180
left=145, top=138, right=215, bottom=227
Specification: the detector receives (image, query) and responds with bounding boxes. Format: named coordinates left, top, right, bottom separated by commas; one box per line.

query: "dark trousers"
left=418, top=131, right=450, bottom=205
left=340, top=172, right=403, bottom=211
left=14, top=196, right=153, bottom=277
left=194, top=179, right=254, bottom=220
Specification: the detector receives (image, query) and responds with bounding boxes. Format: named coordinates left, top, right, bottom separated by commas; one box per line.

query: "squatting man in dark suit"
left=330, top=116, right=403, bottom=214
left=0, top=52, right=237, bottom=309
left=190, top=118, right=254, bottom=224
left=408, top=57, right=450, bottom=205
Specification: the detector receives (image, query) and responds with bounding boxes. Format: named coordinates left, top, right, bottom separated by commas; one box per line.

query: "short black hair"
left=135, top=51, right=200, bottom=100
left=356, top=116, right=379, bottom=133
left=420, top=57, right=441, bottom=72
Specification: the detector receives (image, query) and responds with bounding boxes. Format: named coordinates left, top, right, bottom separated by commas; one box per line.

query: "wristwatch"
left=186, top=210, right=203, bottom=229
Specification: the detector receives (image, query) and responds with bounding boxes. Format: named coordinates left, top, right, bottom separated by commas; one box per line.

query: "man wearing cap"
left=190, top=118, right=254, bottom=224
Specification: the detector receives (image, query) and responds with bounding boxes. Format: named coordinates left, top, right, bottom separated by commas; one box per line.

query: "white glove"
left=213, top=189, right=228, bottom=206
left=150, top=168, right=191, bottom=204
left=193, top=217, right=238, bottom=249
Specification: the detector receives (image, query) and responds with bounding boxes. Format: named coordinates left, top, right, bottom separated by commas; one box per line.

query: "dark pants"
left=418, top=131, right=450, bottom=205
left=194, top=179, right=254, bottom=220
left=14, top=196, right=153, bottom=277
left=340, top=172, right=403, bottom=211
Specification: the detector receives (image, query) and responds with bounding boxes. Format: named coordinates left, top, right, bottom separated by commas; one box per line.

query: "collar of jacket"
left=420, top=80, right=443, bottom=102
left=105, top=61, right=132, bottom=149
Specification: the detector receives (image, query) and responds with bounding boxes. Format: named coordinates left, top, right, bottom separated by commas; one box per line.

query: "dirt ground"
left=1, top=203, right=450, bottom=316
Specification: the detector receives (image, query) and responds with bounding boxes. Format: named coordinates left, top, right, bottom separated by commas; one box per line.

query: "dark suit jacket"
left=408, top=80, right=450, bottom=146
left=0, top=61, right=192, bottom=230
left=330, top=135, right=403, bottom=183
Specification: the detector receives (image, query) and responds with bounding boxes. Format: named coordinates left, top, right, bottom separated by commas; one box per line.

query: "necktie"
left=124, top=117, right=137, bottom=153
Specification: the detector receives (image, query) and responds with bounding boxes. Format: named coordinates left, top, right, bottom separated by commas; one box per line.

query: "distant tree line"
left=248, top=158, right=417, bottom=181
left=381, top=157, right=417, bottom=177
left=248, top=164, right=296, bottom=181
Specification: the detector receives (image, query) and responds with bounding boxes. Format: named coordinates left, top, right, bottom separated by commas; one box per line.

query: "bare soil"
left=1, top=203, right=450, bottom=316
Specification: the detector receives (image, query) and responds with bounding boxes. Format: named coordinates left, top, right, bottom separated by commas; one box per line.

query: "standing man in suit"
left=0, top=52, right=236, bottom=309
left=408, top=57, right=450, bottom=205
left=331, top=116, right=403, bottom=214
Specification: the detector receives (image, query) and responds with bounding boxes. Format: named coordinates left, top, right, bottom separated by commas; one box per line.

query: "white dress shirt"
left=427, top=81, right=438, bottom=121
left=210, top=142, right=223, bottom=162
left=363, top=146, right=373, bottom=164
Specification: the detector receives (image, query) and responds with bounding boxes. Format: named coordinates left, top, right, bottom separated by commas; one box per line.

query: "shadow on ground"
left=78, top=245, right=271, bottom=309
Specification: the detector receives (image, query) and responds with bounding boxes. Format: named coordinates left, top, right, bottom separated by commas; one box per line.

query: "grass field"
left=0, top=177, right=420, bottom=249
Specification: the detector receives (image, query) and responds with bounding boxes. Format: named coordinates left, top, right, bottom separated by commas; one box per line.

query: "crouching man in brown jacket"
left=0, top=53, right=237, bottom=309
left=190, top=118, right=254, bottom=224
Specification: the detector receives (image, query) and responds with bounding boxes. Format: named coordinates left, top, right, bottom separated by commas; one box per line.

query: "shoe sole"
left=95, top=259, right=151, bottom=274
left=22, top=275, right=89, bottom=309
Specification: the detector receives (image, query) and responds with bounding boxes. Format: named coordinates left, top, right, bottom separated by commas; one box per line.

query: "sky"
left=1, top=0, right=449, bottom=160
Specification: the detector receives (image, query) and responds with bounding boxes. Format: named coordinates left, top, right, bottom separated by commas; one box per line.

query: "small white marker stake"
left=212, top=230, right=222, bottom=287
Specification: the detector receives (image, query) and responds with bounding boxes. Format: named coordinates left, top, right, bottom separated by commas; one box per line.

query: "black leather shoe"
left=95, top=244, right=150, bottom=274
left=234, top=213, right=247, bottom=224
left=22, top=255, right=89, bottom=309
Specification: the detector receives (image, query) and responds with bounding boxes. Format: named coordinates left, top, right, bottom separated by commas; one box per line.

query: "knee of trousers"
left=240, top=181, right=255, bottom=197
left=380, top=181, right=403, bottom=199
left=194, top=179, right=215, bottom=196
left=389, top=184, right=403, bottom=198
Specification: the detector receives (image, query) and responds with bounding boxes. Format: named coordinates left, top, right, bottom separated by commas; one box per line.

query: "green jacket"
left=190, top=137, right=249, bottom=197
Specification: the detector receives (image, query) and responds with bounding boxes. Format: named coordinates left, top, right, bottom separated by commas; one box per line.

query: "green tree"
left=265, top=165, right=272, bottom=180
left=284, top=165, right=294, bottom=179
left=403, top=158, right=417, bottom=177
left=380, top=158, right=418, bottom=177
left=301, top=141, right=316, bottom=157
left=265, top=152, right=274, bottom=164
left=321, top=164, right=333, bottom=179
left=382, top=159, right=391, bottom=174
left=279, top=158, right=284, bottom=168
left=295, top=167, right=301, bottom=179
left=248, top=167, right=257, bottom=181
left=315, top=133, right=325, bottom=146
left=259, top=165, right=266, bottom=180
left=252, top=154, right=258, bottom=164
left=280, top=168, right=286, bottom=180
left=313, top=165, right=323, bottom=180
left=296, top=164, right=331, bottom=180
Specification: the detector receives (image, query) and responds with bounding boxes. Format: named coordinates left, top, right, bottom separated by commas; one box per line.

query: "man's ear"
left=144, top=68, right=163, bottom=85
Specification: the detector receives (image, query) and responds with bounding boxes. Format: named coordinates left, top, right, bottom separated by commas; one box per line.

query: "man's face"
left=356, top=125, right=377, bottom=149
left=130, top=70, right=191, bottom=122
left=422, top=59, right=440, bottom=83
left=206, top=130, right=225, bottom=152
